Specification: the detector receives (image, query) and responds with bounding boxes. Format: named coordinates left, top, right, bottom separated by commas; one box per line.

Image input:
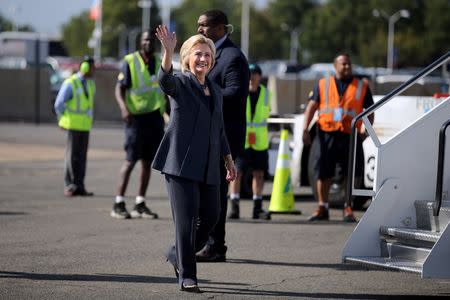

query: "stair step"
left=345, top=256, right=422, bottom=274
left=381, top=241, right=430, bottom=263
left=380, top=226, right=440, bottom=243
left=414, top=200, right=450, bottom=231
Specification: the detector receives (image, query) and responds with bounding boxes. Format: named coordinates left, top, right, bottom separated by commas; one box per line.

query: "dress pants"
left=64, top=130, right=89, bottom=191
left=206, top=163, right=228, bottom=254
left=164, top=174, right=220, bottom=285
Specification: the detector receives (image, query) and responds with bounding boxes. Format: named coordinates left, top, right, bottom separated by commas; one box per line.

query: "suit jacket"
left=152, top=67, right=230, bottom=185
left=207, top=37, right=250, bottom=159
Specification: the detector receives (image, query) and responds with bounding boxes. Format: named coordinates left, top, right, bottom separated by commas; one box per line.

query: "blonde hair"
left=179, top=34, right=216, bottom=73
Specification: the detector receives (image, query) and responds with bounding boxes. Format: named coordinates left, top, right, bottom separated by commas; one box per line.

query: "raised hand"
left=155, top=25, right=177, bottom=53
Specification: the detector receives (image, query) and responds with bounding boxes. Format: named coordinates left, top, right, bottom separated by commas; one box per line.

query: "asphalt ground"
left=1, top=122, right=450, bottom=299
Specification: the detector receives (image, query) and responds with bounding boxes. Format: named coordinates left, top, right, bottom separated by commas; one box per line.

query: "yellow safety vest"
left=245, top=85, right=271, bottom=150
left=58, top=74, right=95, bottom=131
left=124, top=52, right=166, bottom=115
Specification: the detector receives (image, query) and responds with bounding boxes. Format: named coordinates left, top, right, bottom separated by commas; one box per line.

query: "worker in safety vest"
left=54, top=56, right=96, bottom=197
left=111, top=29, right=167, bottom=220
left=228, top=64, right=271, bottom=220
left=302, top=53, right=374, bottom=222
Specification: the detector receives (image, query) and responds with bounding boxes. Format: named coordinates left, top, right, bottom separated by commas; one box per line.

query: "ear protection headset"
left=80, top=61, right=90, bottom=74
left=80, top=56, right=94, bottom=74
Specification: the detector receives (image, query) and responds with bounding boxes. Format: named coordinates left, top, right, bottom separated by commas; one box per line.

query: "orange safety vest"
left=317, top=76, right=368, bottom=133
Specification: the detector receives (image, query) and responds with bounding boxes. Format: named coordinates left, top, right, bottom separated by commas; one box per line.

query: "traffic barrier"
left=269, top=129, right=301, bottom=214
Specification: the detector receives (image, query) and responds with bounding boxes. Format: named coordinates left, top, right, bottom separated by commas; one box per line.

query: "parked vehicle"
left=245, top=93, right=449, bottom=208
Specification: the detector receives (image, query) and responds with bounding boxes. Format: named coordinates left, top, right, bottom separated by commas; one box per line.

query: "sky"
left=0, top=0, right=268, bottom=37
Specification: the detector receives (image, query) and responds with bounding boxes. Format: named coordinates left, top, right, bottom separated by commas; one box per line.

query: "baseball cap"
left=249, top=63, right=262, bottom=75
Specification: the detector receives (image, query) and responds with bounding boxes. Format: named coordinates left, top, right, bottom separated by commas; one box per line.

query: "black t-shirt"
left=117, top=52, right=157, bottom=89
left=309, top=76, right=374, bottom=109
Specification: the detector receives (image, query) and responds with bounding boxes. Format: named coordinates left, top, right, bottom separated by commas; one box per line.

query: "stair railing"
left=346, top=51, right=450, bottom=208
left=434, top=119, right=450, bottom=216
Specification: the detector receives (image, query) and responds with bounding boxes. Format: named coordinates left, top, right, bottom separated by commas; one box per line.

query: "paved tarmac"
left=1, top=122, right=450, bottom=299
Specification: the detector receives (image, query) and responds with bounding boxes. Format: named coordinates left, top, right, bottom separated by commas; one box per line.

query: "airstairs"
left=342, top=52, right=450, bottom=278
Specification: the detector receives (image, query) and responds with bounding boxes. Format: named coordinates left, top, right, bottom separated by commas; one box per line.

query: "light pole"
left=281, top=23, right=300, bottom=64
left=138, top=0, right=152, bottom=31
left=241, top=0, right=250, bottom=58
left=373, top=9, right=410, bottom=71
left=161, top=0, right=171, bottom=28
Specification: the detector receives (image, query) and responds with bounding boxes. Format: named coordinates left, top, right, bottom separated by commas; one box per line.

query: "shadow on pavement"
left=227, top=219, right=359, bottom=225
left=0, top=211, right=28, bottom=216
left=225, top=258, right=365, bottom=271
left=201, top=286, right=444, bottom=299
left=0, top=271, right=175, bottom=284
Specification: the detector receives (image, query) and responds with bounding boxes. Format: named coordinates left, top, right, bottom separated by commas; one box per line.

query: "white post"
left=138, top=0, right=152, bottom=31
left=241, top=0, right=249, bottom=58
left=161, top=0, right=171, bottom=28
left=290, top=28, right=300, bottom=64
left=373, top=9, right=409, bottom=72
left=387, top=18, right=394, bottom=71
left=94, top=0, right=102, bottom=61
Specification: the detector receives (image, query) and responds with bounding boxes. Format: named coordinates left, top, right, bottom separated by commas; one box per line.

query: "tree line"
left=2, top=0, right=449, bottom=68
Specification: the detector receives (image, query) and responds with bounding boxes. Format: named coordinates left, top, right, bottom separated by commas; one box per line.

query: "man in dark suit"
left=196, top=9, right=250, bottom=262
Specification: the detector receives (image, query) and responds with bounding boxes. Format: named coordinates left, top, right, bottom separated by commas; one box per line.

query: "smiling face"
left=334, top=54, right=352, bottom=80
left=188, top=43, right=213, bottom=78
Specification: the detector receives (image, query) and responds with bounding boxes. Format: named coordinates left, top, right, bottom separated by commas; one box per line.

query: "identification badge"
left=333, top=108, right=343, bottom=121
left=248, top=132, right=256, bottom=145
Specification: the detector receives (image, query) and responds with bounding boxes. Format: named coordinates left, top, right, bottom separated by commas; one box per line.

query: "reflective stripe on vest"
left=125, top=52, right=165, bottom=115
left=130, top=53, right=162, bottom=95
left=245, top=85, right=271, bottom=150
left=58, top=75, right=95, bottom=131
left=317, top=76, right=366, bottom=133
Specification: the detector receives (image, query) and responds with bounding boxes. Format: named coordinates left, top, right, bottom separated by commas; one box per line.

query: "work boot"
left=343, top=206, right=357, bottom=223
left=252, top=199, right=271, bottom=220
left=228, top=200, right=240, bottom=219
left=308, top=205, right=329, bottom=221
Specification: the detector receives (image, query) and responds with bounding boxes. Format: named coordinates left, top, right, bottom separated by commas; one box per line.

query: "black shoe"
left=74, top=189, right=94, bottom=196
left=252, top=200, right=271, bottom=220
left=64, top=187, right=76, bottom=197
left=308, top=206, right=329, bottom=221
left=110, top=202, right=131, bottom=219
left=196, top=247, right=226, bottom=262
left=227, top=200, right=240, bottom=219
left=130, top=202, right=158, bottom=219
left=181, top=279, right=201, bottom=293
left=343, top=206, right=357, bottom=223
left=253, top=209, right=271, bottom=220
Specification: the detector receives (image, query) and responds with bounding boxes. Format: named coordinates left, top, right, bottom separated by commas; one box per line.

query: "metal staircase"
left=346, top=200, right=450, bottom=276
left=342, top=52, right=450, bottom=278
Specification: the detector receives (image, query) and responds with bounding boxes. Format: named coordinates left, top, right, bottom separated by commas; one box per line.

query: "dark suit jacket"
left=207, top=37, right=250, bottom=159
left=152, top=67, right=230, bottom=185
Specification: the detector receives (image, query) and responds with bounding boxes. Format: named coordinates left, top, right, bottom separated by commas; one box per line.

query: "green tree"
left=301, top=0, right=381, bottom=65
left=423, top=0, right=450, bottom=62
left=171, top=0, right=286, bottom=61
left=61, top=12, right=94, bottom=57
left=263, top=0, right=316, bottom=62
left=299, top=0, right=449, bottom=67
left=0, top=13, right=34, bottom=32
left=171, top=0, right=237, bottom=50
left=102, top=0, right=161, bottom=58
left=0, top=14, right=14, bottom=32
left=61, top=0, right=161, bottom=58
